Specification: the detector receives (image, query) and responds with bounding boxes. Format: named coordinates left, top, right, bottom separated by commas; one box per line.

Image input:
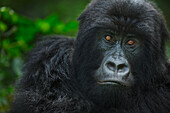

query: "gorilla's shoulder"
left=19, top=36, right=75, bottom=90
left=27, top=36, right=74, bottom=62
left=11, top=36, right=92, bottom=113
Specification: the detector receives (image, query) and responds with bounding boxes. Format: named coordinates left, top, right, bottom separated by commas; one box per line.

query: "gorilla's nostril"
left=118, top=64, right=128, bottom=72
left=106, top=62, right=116, bottom=71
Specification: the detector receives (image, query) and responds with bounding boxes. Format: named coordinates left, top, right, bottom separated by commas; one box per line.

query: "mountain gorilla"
left=11, top=0, right=170, bottom=113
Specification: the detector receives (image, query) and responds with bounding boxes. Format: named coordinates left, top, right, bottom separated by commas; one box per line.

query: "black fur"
left=11, top=0, right=170, bottom=113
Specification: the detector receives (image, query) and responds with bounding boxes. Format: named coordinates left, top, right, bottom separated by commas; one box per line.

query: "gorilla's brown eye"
left=105, top=35, right=114, bottom=42
left=127, top=40, right=135, bottom=45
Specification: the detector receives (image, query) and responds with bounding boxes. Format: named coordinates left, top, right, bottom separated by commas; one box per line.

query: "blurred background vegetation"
left=0, top=0, right=169, bottom=112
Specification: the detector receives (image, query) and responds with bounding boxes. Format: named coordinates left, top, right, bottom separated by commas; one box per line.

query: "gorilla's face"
left=73, top=26, right=147, bottom=108
left=95, top=27, right=144, bottom=88
left=72, top=0, right=168, bottom=108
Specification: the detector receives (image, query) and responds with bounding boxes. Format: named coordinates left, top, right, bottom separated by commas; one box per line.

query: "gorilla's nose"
left=105, top=56, right=130, bottom=77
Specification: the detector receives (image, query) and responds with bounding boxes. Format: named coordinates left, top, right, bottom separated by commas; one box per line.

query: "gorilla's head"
left=72, top=0, right=169, bottom=108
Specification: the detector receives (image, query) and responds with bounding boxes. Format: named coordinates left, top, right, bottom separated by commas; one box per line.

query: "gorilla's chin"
left=88, top=84, right=132, bottom=109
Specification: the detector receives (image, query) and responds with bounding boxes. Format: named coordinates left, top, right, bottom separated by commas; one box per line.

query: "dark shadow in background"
left=0, top=0, right=90, bottom=22
left=0, top=0, right=169, bottom=28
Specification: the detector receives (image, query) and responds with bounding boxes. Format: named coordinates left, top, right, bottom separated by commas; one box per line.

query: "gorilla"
left=11, top=0, right=170, bottom=113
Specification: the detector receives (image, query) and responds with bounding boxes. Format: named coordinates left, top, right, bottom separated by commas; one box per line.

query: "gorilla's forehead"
left=78, top=0, right=161, bottom=35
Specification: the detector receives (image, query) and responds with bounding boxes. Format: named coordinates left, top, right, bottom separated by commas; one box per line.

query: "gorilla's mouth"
left=98, top=80, right=121, bottom=85
left=97, top=79, right=130, bottom=87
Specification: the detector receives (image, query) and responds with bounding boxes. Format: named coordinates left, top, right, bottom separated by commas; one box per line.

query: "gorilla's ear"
left=159, top=17, right=169, bottom=56
left=160, top=19, right=169, bottom=40
left=77, top=11, right=86, bottom=25
left=149, top=2, right=169, bottom=41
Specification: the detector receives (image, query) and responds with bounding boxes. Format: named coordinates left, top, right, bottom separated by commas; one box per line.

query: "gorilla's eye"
left=105, top=35, right=114, bottom=42
left=126, top=40, right=135, bottom=46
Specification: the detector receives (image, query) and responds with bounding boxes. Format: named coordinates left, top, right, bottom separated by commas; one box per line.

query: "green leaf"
left=0, top=22, right=7, bottom=32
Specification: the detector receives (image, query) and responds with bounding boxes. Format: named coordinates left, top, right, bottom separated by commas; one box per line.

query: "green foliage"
left=0, top=7, right=78, bottom=112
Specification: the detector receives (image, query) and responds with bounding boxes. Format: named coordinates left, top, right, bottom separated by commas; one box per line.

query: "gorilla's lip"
left=97, top=80, right=129, bottom=87
left=98, top=81, right=121, bottom=85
